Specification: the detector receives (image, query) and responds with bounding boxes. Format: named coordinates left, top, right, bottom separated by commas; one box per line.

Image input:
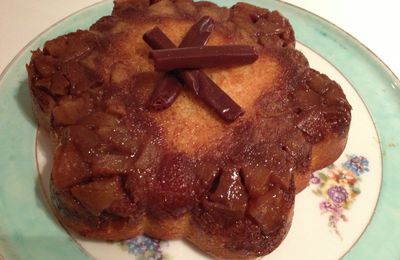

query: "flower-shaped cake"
left=27, top=0, right=351, bottom=258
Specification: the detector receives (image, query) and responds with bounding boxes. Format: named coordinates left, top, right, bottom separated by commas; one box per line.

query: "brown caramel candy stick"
left=143, top=27, right=175, bottom=50
left=150, top=45, right=258, bottom=71
left=143, top=24, right=245, bottom=122
left=176, top=16, right=214, bottom=95
left=144, top=27, right=181, bottom=109
left=144, top=28, right=202, bottom=94
left=149, top=75, right=182, bottom=110
left=144, top=16, right=214, bottom=109
left=179, top=16, right=214, bottom=48
left=187, top=70, right=244, bottom=122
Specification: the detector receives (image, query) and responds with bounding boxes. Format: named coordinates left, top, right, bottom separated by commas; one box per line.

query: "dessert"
left=27, top=0, right=351, bottom=258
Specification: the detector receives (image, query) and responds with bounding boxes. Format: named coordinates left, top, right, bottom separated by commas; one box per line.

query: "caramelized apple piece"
left=205, top=169, right=248, bottom=221
left=52, top=144, right=91, bottom=190
left=270, top=172, right=291, bottom=191
left=31, top=88, right=55, bottom=113
left=324, top=83, right=348, bottom=106
left=52, top=96, right=92, bottom=125
left=147, top=0, right=178, bottom=17
left=44, top=30, right=96, bottom=60
left=281, top=130, right=310, bottom=159
left=62, top=61, right=98, bottom=94
left=51, top=72, right=70, bottom=95
left=33, top=55, right=57, bottom=77
left=91, top=154, right=135, bottom=175
left=209, top=169, right=248, bottom=205
left=34, top=77, right=52, bottom=90
left=256, top=19, right=284, bottom=36
left=67, top=125, right=101, bottom=148
left=65, top=125, right=105, bottom=161
left=63, top=31, right=96, bottom=60
left=296, top=110, right=325, bottom=143
left=293, top=85, right=322, bottom=111
left=108, top=195, right=137, bottom=217
left=130, top=72, right=160, bottom=108
left=174, top=0, right=196, bottom=16
left=44, top=35, right=68, bottom=58
left=195, top=1, right=229, bottom=23
left=242, top=166, right=271, bottom=198
left=79, top=111, right=120, bottom=129
left=134, top=141, right=160, bottom=171
left=231, top=3, right=294, bottom=48
left=267, top=11, right=289, bottom=27
left=71, top=176, right=123, bottom=216
left=147, top=155, right=197, bottom=218
left=52, top=190, right=89, bottom=218
left=97, top=126, right=141, bottom=155
left=125, top=170, right=151, bottom=206
left=202, top=200, right=246, bottom=223
left=257, top=11, right=294, bottom=48
left=323, top=107, right=351, bottom=134
left=110, top=63, right=130, bottom=85
left=247, top=185, right=285, bottom=234
left=298, top=106, right=350, bottom=143
left=106, top=98, right=127, bottom=116
left=194, top=161, right=219, bottom=193
left=306, top=69, right=330, bottom=95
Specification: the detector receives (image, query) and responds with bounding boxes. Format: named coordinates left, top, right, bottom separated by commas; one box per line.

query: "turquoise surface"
left=0, top=0, right=399, bottom=259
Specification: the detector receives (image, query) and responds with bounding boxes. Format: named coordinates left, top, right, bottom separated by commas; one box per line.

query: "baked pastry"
left=27, top=0, right=351, bottom=258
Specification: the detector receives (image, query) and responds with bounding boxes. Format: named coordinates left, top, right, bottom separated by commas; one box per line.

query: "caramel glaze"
left=27, top=0, right=351, bottom=257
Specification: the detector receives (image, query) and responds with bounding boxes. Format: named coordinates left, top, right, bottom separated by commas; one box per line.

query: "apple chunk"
left=91, top=154, right=136, bottom=175
left=52, top=144, right=91, bottom=190
left=247, top=185, right=286, bottom=234
left=52, top=96, right=92, bottom=125
left=71, top=176, right=123, bottom=216
left=204, top=169, right=248, bottom=221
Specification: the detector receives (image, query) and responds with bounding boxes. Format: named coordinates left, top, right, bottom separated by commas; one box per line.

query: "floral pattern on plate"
left=120, top=235, right=169, bottom=260
left=310, top=154, right=370, bottom=237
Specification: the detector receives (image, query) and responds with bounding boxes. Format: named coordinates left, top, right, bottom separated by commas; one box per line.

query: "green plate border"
left=0, top=0, right=399, bottom=259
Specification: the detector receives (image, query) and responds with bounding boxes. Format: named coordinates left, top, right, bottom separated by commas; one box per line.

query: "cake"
left=27, top=0, right=351, bottom=258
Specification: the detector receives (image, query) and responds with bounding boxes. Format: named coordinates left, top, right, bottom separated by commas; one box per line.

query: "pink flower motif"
left=319, top=201, right=341, bottom=214
left=310, top=175, right=320, bottom=184
left=328, top=186, right=348, bottom=204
